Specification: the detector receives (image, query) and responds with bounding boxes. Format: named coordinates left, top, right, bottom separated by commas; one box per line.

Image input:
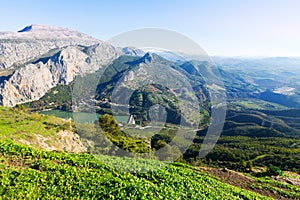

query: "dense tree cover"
left=97, top=114, right=151, bottom=154
left=23, top=84, right=73, bottom=111
left=266, top=165, right=283, bottom=176
left=99, top=114, right=122, bottom=136
left=184, top=136, right=300, bottom=174
left=259, top=91, right=300, bottom=108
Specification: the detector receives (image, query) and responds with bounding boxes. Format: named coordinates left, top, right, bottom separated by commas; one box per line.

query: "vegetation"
left=187, top=136, right=300, bottom=174
left=98, top=114, right=151, bottom=154
left=23, top=84, right=73, bottom=111
left=0, top=106, right=72, bottom=141
left=0, top=140, right=272, bottom=199
left=5, top=53, right=300, bottom=198
left=266, top=165, right=283, bottom=176
left=23, top=55, right=211, bottom=127
left=17, top=102, right=300, bottom=176
left=229, top=99, right=288, bottom=111
left=259, top=91, right=300, bottom=108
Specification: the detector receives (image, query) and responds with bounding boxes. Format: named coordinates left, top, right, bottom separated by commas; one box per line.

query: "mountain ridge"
left=0, top=24, right=101, bottom=70
left=1, top=24, right=97, bottom=41
left=0, top=25, right=143, bottom=106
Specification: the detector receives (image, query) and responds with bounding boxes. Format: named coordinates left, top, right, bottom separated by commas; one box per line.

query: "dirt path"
left=200, top=167, right=296, bottom=200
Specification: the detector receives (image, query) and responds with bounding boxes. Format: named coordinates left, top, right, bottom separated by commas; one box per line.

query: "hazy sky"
left=1, top=0, right=300, bottom=57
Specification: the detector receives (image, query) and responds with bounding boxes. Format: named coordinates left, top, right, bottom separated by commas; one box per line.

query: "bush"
left=266, top=165, right=283, bottom=176
left=98, top=114, right=122, bottom=136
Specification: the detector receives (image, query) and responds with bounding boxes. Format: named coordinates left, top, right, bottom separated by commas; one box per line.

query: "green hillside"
left=23, top=54, right=211, bottom=126
left=0, top=140, right=271, bottom=199
left=190, top=108, right=300, bottom=174
left=0, top=102, right=299, bottom=199
left=0, top=106, right=71, bottom=141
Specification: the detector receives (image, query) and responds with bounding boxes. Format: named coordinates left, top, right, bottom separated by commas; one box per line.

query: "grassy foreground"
left=0, top=140, right=271, bottom=199
left=0, top=106, right=71, bottom=140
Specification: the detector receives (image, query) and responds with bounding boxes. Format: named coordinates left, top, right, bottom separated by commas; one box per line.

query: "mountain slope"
left=0, top=140, right=271, bottom=199
left=0, top=24, right=146, bottom=107
left=0, top=25, right=102, bottom=69
left=0, top=24, right=100, bottom=70
left=0, top=44, right=121, bottom=106
left=24, top=53, right=213, bottom=126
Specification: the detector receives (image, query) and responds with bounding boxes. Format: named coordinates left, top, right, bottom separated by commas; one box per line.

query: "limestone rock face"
left=0, top=25, right=138, bottom=107
left=0, top=44, right=124, bottom=106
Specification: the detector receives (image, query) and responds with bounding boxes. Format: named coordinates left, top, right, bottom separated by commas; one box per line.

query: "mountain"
left=23, top=52, right=218, bottom=127
left=213, top=56, right=300, bottom=69
left=1, top=25, right=300, bottom=199
left=93, top=52, right=215, bottom=126
left=0, top=24, right=220, bottom=129
left=0, top=24, right=100, bottom=69
left=0, top=25, right=141, bottom=107
left=4, top=24, right=299, bottom=110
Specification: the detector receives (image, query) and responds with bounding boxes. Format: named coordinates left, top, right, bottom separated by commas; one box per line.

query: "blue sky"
left=1, top=0, right=300, bottom=57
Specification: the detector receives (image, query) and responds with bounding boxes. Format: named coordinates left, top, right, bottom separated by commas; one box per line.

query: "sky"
left=1, top=0, right=300, bottom=57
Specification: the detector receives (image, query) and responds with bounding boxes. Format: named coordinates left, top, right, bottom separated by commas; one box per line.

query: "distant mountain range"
left=1, top=24, right=300, bottom=112
left=1, top=25, right=300, bottom=189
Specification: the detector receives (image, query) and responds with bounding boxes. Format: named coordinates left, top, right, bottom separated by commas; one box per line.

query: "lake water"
left=40, top=110, right=129, bottom=124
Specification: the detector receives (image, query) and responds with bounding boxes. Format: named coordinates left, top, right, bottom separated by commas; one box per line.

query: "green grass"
left=0, top=106, right=71, bottom=141
left=0, top=140, right=271, bottom=199
left=252, top=176, right=300, bottom=199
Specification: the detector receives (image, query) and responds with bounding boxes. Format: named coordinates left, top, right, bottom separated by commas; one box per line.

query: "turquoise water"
left=40, top=110, right=129, bottom=124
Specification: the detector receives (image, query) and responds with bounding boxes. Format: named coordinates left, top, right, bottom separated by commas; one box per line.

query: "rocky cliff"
left=0, top=25, right=139, bottom=107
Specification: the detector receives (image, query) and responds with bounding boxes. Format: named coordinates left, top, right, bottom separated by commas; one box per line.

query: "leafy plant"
left=0, top=140, right=271, bottom=199
left=266, top=165, right=283, bottom=176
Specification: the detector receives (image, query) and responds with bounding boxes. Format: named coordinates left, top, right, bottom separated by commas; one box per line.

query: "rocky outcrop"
left=0, top=43, right=125, bottom=106
left=18, top=130, right=87, bottom=153
left=0, top=25, right=143, bottom=107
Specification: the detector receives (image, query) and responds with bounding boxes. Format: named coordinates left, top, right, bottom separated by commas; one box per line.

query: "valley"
left=0, top=24, right=300, bottom=199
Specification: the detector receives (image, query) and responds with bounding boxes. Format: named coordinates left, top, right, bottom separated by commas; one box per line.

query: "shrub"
left=266, top=165, right=283, bottom=176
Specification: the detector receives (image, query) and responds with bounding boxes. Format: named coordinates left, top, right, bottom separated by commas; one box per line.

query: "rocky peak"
left=18, top=25, right=33, bottom=32
left=13, top=24, right=96, bottom=41
left=125, top=52, right=155, bottom=66
left=0, top=24, right=100, bottom=69
left=142, top=52, right=153, bottom=63
left=1, top=24, right=98, bottom=41
left=18, top=24, right=68, bottom=33
left=122, top=47, right=145, bottom=57
left=140, top=52, right=167, bottom=64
